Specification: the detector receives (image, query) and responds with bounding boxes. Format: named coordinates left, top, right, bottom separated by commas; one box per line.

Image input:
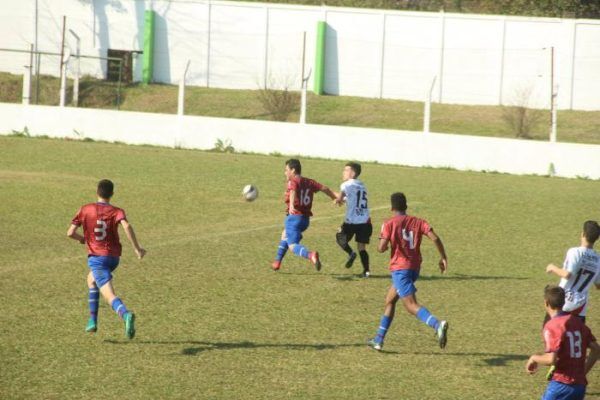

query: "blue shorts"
left=87, top=256, right=120, bottom=288
left=284, top=214, right=310, bottom=245
left=391, top=269, right=420, bottom=298
left=542, top=381, right=586, bottom=400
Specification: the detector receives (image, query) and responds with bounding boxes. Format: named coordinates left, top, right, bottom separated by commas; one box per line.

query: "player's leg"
left=86, top=271, right=99, bottom=333
left=397, top=271, right=448, bottom=348
left=356, top=223, right=372, bottom=277
left=92, top=256, right=135, bottom=339
left=335, top=224, right=356, bottom=268
left=272, top=226, right=289, bottom=271
left=287, top=216, right=321, bottom=270
left=368, top=285, right=398, bottom=350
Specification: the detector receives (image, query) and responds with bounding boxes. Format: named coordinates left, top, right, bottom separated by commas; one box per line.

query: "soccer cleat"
left=436, top=320, right=449, bottom=349
left=124, top=312, right=136, bottom=339
left=546, top=365, right=556, bottom=381
left=309, top=251, right=322, bottom=271
left=272, top=260, right=281, bottom=271
left=345, top=252, right=357, bottom=268
left=362, top=271, right=370, bottom=278
left=367, top=338, right=383, bottom=351
left=85, top=318, right=97, bottom=333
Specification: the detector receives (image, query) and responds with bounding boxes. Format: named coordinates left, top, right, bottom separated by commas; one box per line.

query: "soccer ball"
left=242, top=184, right=259, bottom=202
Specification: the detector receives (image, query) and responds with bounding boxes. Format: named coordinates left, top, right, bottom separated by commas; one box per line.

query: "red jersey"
left=543, top=313, right=596, bottom=385
left=284, top=176, right=323, bottom=217
left=71, top=202, right=127, bottom=257
left=380, top=213, right=432, bottom=271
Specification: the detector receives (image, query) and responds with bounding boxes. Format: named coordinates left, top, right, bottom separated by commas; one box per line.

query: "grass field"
left=2, top=72, right=599, bottom=145
left=1, top=135, right=600, bottom=399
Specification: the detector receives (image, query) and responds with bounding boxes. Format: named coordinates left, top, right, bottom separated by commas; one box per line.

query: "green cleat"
left=85, top=318, right=97, bottom=333
left=124, top=312, right=136, bottom=339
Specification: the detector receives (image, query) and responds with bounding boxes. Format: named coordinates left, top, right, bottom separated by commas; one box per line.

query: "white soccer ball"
left=242, top=184, right=259, bottom=202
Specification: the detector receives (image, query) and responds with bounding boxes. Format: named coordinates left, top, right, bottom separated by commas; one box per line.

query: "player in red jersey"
left=526, top=285, right=600, bottom=399
left=67, top=179, right=146, bottom=339
left=368, top=192, right=449, bottom=351
left=272, top=159, right=336, bottom=271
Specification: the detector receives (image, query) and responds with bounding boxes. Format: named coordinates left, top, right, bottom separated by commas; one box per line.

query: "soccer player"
left=334, top=162, right=372, bottom=277
left=67, top=179, right=146, bottom=339
left=526, top=285, right=600, bottom=400
left=272, top=159, right=337, bottom=271
left=546, top=221, right=600, bottom=323
left=368, top=192, right=449, bottom=351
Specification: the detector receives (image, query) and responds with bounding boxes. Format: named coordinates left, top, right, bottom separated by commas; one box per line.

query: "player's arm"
left=426, top=230, right=448, bottom=273
left=288, top=189, right=298, bottom=214
left=526, top=352, right=556, bottom=374
left=320, top=185, right=337, bottom=201
left=120, top=219, right=146, bottom=259
left=545, top=263, right=571, bottom=279
left=585, top=341, right=600, bottom=375
left=377, top=237, right=390, bottom=253
left=333, top=190, right=345, bottom=206
left=67, top=224, right=85, bottom=244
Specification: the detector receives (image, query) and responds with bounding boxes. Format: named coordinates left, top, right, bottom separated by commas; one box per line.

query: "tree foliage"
left=244, top=0, right=600, bottom=18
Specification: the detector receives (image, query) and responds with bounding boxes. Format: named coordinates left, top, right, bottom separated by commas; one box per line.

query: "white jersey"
left=559, top=246, right=600, bottom=316
left=340, top=179, right=370, bottom=224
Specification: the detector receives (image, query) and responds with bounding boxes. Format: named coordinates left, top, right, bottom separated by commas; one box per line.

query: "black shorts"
left=339, top=222, right=373, bottom=244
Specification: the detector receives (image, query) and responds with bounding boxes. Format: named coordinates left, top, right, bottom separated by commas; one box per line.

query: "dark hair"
left=391, top=192, right=407, bottom=212
left=97, top=179, right=114, bottom=199
left=544, top=285, right=565, bottom=310
left=583, top=220, right=600, bottom=244
left=345, top=162, right=362, bottom=178
left=286, top=159, right=301, bottom=175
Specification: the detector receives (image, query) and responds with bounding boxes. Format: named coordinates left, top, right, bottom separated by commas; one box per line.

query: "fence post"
left=22, top=67, right=31, bottom=105
left=206, top=0, right=212, bottom=88
left=178, top=60, right=191, bottom=116
left=379, top=13, right=386, bottom=99
left=69, top=29, right=81, bottom=107
left=424, top=76, right=437, bottom=134
left=59, top=50, right=70, bottom=107
left=550, top=85, right=558, bottom=142
left=437, top=10, right=445, bottom=103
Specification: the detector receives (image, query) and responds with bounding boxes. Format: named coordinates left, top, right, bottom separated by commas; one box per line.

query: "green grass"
left=2, top=72, right=599, bottom=145
left=1, top=135, right=600, bottom=399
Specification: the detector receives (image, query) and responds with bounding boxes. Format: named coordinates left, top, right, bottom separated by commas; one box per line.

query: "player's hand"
left=135, top=248, right=146, bottom=259
left=439, top=258, right=448, bottom=274
left=526, top=358, right=538, bottom=374
left=545, top=264, right=555, bottom=274
left=79, top=237, right=85, bottom=245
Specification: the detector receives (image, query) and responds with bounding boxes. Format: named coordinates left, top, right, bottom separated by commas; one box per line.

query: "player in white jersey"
left=334, top=162, right=372, bottom=277
left=546, top=220, right=600, bottom=322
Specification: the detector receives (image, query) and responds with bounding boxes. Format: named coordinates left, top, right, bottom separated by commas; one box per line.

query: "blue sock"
left=111, top=297, right=128, bottom=319
left=275, top=240, right=289, bottom=261
left=416, top=307, right=440, bottom=330
left=88, top=288, right=99, bottom=322
left=292, top=244, right=310, bottom=259
left=375, top=315, right=392, bottom=343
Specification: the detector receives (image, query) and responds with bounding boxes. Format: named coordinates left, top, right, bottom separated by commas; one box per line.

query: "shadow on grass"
left=104, top=339, right=365, bottom=356
left=332, top=272, right=527, bottom=282
left=380, top=350, right=528, bottom=366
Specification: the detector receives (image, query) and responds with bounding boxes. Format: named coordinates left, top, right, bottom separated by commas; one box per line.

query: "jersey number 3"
left=566, top=331, right=583, bottom=358
left=94, top=220, right=107, bottom=241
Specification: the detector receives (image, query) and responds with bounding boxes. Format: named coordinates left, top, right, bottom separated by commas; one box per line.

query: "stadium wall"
left=1, top=102, right=599, bottom=180
left=1, top=1, right=600, bottom=110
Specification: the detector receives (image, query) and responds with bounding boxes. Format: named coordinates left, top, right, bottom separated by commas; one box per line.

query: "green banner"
left=142, top=10, right=155, bottom=84
left=314, top=21, right=326, bottom=95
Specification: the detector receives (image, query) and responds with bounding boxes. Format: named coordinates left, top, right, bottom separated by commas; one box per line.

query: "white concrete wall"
left=1, top=102, right=599, bottom=180
left=1, top=1, right=599, bottom=110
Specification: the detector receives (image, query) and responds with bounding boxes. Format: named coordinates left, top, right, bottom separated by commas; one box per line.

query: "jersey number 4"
left=94, top=220, right=107, bottom=241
